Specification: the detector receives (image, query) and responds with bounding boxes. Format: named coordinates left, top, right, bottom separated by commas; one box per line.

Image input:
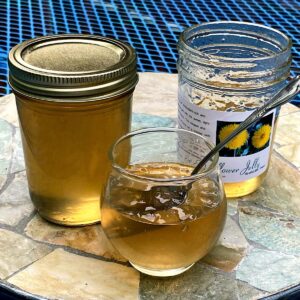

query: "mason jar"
left=9, top=34, right=138, bottom=225
left=177, top=21, right=292, bottom=197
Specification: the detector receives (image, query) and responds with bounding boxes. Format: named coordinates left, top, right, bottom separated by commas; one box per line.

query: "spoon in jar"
left=191, top=75, right=300, bottom=175
left=148, top=75, right=300, bottom=207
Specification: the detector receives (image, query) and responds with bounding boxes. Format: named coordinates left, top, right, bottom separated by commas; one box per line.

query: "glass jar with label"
left=177, top=22, right=291, bottom=197
left=9, top=34, right=138, bottom=225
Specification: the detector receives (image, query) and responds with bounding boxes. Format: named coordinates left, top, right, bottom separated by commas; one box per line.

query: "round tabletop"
left=0, top=73, right=300, bottom=300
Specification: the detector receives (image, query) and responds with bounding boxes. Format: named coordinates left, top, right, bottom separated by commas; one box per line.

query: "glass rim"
left=178, top=21, right=292, bottom=63
left=110, top=127, right=219, bottom=183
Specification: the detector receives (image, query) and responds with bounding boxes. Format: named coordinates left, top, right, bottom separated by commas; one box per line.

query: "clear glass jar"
left=101, top=128, right=226, bottom=277
left=9, top=35, right=138, bottom=225
left=177, top=21, right=292, bottom=197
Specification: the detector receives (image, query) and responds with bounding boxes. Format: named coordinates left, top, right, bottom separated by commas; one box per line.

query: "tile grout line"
left=273, top=149, right=300, bottom=172
left=238, top=199, right=300, bottom=222
left=0, top=221, right=131, bottom=268
left=4, top=249, right=54, bottom=282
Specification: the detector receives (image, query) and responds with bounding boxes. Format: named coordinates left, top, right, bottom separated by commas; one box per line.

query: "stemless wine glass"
left=101, top=128, right=227, bottom=277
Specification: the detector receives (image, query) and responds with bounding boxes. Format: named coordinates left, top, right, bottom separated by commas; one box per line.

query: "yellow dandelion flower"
left=218, top=123, right=249, bottom=150
left=252, top=124, right=272, bottom=149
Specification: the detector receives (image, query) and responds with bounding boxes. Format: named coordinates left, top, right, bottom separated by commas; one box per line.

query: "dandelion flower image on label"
left=218, top=124, right=249, bottom=150
left=252, top=124, right=272, bottom=149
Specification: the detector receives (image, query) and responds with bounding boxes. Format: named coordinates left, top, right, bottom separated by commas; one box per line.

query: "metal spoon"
left=148, top=75, right=300, bottom=207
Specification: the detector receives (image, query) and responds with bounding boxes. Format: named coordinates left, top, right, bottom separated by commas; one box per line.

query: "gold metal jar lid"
left=8, top=34, right=138, bottom=101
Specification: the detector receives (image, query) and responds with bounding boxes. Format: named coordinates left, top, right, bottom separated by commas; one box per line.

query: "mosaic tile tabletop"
left=0, top=73, right=299, bottom=300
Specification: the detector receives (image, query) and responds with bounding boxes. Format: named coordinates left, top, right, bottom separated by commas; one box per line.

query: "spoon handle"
left=191, top=75, right=300, bottom=175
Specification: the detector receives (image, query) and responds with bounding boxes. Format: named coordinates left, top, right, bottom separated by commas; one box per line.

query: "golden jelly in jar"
left=9, top=34, right=138, bottom=225
left=177, top=22, right=291, bottom=197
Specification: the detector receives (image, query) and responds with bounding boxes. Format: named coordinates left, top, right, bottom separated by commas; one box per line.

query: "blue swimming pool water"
left=0, top=0, right=299, bottom=104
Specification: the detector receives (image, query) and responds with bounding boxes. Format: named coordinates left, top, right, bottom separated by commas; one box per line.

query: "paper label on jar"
left=178, top=96, right=275, bottom=183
